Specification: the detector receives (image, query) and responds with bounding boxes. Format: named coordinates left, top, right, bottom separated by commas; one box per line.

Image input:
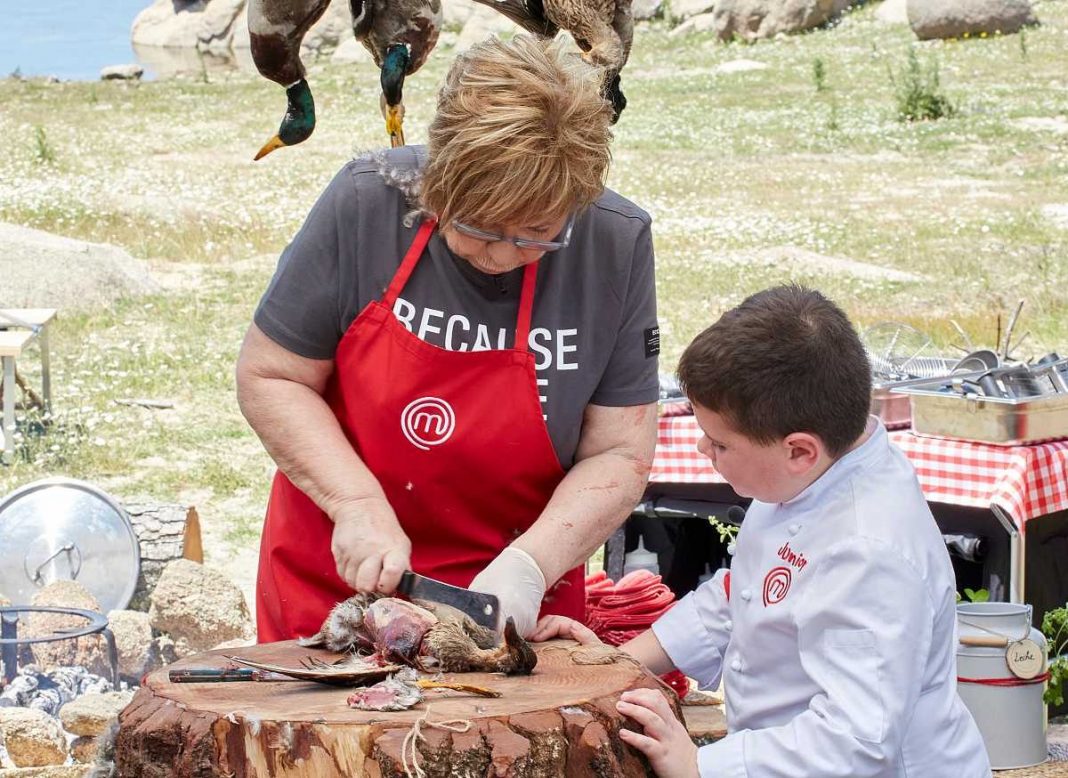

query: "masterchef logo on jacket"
left=776, top=541, right=808, bottom=571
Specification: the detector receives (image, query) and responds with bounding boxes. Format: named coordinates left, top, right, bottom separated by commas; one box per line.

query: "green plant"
left=1042, top=604, right=1068, bottom=706
left=32, top=125, right=56, bottom=165
left=709, top=515, right=740, bottom=546
left=812, top=57, right=828, bottom=93
left=893, top=47, right=956, bottom=122
left=956, top=588, right=990, bottom=603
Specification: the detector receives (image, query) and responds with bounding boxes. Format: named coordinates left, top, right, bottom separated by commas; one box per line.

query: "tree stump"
left=122, top=502, right=204, bottom=611
left=115, top=640, right=684, bottom=777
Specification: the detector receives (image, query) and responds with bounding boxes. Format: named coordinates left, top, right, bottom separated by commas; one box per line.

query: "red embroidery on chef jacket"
left=776, top=541, right=808, bottom=571
left=762, top=566, right=792, bottom=606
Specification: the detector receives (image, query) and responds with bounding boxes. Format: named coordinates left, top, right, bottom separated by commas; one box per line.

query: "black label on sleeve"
left=644, top=325, right=661, bottom=359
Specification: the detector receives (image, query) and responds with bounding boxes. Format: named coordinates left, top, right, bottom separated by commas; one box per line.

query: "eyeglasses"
left=451, top=214, right=575, bottom=253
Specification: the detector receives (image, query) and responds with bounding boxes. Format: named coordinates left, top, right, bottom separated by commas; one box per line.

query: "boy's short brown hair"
left=677, top=285, right=872, bottom=458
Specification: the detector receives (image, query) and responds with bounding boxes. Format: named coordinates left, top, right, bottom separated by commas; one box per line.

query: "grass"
left=1, top=1, right=1067, bottom=587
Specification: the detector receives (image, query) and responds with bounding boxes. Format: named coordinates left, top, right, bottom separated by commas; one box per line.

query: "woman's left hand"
left=616, top=688, right=699, bottom=778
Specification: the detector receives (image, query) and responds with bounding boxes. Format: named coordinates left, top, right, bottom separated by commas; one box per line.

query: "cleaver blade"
left=396, top=571, right=499, bottom=630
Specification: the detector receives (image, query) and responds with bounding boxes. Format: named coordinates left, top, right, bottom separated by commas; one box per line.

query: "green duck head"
left=255, top=78, right=316, bottom=161
left=380, top=45, right=411, bottom=148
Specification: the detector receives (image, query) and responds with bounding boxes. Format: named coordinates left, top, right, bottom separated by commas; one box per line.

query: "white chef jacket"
left=652, top=419, right=991, bottom=777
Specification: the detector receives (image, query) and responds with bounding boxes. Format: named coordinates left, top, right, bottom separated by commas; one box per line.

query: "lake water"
left=4, top=0, right=171, bottom=81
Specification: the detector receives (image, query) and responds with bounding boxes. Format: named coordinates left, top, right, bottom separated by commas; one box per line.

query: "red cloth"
left=584, top=570, right=689, bottom=697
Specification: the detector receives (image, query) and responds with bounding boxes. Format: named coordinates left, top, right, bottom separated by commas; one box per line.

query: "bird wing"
left=227, top=655, right=403, bottom=687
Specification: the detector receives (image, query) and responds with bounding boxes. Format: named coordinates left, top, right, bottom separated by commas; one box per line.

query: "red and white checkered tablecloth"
left=650, top=415, right=1068, bottom=532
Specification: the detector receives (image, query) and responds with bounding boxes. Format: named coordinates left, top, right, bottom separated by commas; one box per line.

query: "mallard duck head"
left=380, top=44, right=411, bottom=148
left=255, top=78, right=316, bottom=161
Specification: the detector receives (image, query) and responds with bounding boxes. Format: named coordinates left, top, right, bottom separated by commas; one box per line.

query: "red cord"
left=957, top=672, right=1050, bottom=686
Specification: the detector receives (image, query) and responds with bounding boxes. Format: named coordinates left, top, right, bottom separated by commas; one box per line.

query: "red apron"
left=257, top=219, right=586, bottom=641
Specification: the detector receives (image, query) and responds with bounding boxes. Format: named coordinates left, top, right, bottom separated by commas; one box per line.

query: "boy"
left=532, top=285, right=990, bottom=777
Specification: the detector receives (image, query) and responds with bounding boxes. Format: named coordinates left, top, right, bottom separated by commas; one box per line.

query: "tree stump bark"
left=122, top=502, right=203, bottom=611
left=115, top=640, right=684, bottom=777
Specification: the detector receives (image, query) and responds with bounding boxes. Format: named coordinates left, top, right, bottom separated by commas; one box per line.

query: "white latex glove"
left=469, top=546, right=546, bottom=638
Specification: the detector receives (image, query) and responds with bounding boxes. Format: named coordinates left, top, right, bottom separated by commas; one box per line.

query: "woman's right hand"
left=529, top=615, right=603, bottom=645
left=330, top=496, right=412, bottom=594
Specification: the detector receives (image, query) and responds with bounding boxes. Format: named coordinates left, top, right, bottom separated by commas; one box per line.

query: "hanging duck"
left=469, top=0, right=633, bottom=121
left=248, top=0, right=442, bottom=159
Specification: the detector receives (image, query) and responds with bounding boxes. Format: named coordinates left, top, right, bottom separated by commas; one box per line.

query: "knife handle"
left=169, top=668, right=257, bottom=683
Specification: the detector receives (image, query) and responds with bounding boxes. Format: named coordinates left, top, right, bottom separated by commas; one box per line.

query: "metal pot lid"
left=0, top=478, right=140, bottom=613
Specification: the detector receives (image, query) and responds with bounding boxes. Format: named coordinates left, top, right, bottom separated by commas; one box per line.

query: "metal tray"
left=893, top=384, right=1068, bottom=446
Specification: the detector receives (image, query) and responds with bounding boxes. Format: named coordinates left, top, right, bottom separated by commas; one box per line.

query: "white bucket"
left=956, top=602, right=1048, bottom=770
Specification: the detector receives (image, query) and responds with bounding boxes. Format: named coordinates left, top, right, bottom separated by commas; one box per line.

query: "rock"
left=0, top=768, right=90, bottom=777
left=68, top=736, right=97, bottom=764
left=712, top=0, right=853, bottom=41
left=907, top=0, right=1036, bottom=39
left=99, top=64, right=144, bottom=81
left=714, top=58, right=769, bottom=73
left=0, top=708, right=67, bottom=768
left=148, top=560, right=252, bottom=657
left=299, top=0, right=354, bottom=56
left=331, top=38, right=374, bottom=65
left=668, top=0, right=716, bottom=22
left=24, top=582, right=109, bottom=678
left=874, top=0, right=908, bottom=24
left=455, top=6, right=519, bottom=52
left=196, top=0, right=245, bottom=48
left=152, top=634, right=179, bottom=667
left=670, top=11, right=719, bottom=34
left=131, top=0, right=218, bottom=49
left=443, top=0, right=478, bottom=28
left=0, top=223, right=157, bottom=312
left=104, top=611, right=156, bottom=682
left=633, top=0, right=664, bottom=20
left=59, top=691, right=135, bottom=738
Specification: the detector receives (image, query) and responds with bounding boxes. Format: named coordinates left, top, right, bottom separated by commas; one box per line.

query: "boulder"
left=455, top=5, right=519, bottom=52
left=874, top=0, right=908, bottom=24
left=148, top=560, right=252, bottom=657
left=0, top=708, right=67, bottom=768
left=59, top=691, right=136, bottom=738
left=196, top=0, right=245, bottom=49
left=712, top=0, right=852, bottom=41
left=104, top=611, right=156, bottom=682
left=0, top=768, right=90, bottom=777
left=99, top=64, right=144, bottom=80
left=670, top=11, right=719, bottom=35
left=668, top=0, right=716, bottom=23
left=299, top=0, right=354, bottom=56
left=443, top=0, right=479, bottom=29
left=907, top=0, right=1036, bottom=39
left=24, top=583, right=109, bottom=678
left=131, top=0, right=218, bottom=49
left=0, top=223, right=157, bottom=312
left=331, top=38, right=374, bottom=65
left=69, top=736, right=98, bottom=764
left=633, top=0, right=665, bottom=20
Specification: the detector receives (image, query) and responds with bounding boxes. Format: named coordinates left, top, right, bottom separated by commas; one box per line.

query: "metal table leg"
left=39, top=325, right=52, bottom=414
left=991, top=504, right=1023, bottom=603
left=2, top=355, right=15, bottom=463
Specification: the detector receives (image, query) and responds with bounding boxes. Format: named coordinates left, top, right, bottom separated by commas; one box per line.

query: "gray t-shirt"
left=255, top=147, right=659, bottom=468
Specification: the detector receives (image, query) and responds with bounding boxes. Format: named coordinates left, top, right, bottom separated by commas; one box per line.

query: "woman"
left=237, top=35, right=659, bottom=643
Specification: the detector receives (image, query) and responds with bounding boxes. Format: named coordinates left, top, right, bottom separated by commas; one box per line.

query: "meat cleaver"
left=396, top=571, right=499, bottom=631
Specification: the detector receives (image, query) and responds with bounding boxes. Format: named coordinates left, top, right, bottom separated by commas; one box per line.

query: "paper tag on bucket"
left=1005, top=638, right=1044, bottom=680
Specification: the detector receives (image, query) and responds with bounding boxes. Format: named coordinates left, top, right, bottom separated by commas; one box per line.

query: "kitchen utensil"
left=396, top=571, right=499, bottom=630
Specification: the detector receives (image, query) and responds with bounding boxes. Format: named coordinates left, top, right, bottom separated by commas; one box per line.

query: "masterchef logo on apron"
left=401, top=396, right=456, bottom=450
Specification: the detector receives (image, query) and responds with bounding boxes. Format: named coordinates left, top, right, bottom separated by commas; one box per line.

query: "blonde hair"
left=420, top=35, right=613, bottom=228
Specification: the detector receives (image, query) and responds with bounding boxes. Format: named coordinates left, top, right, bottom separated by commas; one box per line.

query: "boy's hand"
left=529, top=615, right=602, bottom=645
left=617, top=689, right=699, bottom=778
